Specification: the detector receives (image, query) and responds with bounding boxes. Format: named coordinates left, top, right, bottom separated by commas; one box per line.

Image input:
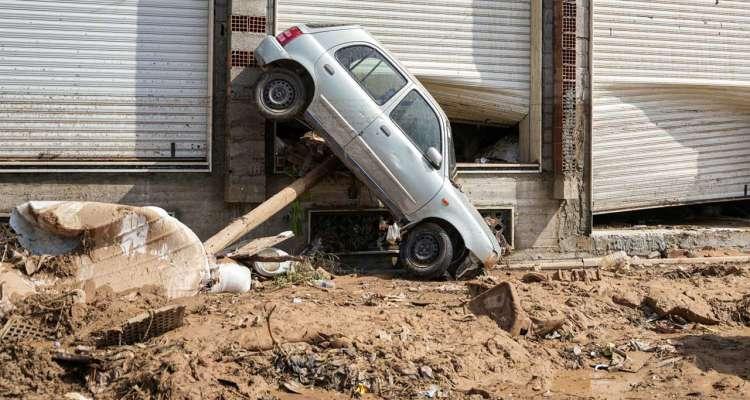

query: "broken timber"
left=204, top=156, right=337, bottom=255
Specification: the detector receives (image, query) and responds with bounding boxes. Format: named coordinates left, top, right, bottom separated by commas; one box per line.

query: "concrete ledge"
left=588, top=227, right=750, bottom=257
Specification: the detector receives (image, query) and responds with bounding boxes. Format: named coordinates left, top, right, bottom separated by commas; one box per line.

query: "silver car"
left=254, top=24, right=502, bottom=278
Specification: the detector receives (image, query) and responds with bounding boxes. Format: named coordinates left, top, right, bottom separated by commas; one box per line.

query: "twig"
left=264, top=304, right=287, bottom=357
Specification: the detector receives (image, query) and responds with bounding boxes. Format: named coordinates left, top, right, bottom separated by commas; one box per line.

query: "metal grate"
left=231, top=15, right=267, bottom=33
left=95, top=305, right=185, bottom=347
left=231, top=50, right=257, bottom=67
left=0, top=316, right=55, bottom=342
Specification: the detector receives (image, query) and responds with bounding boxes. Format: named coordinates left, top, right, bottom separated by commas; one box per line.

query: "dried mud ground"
left=3, top=262, right=750, bottom=400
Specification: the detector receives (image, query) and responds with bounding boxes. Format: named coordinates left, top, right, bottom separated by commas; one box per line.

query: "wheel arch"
left=412, top=217, right=466, bottom=256
left=266, top=59, right=316, bottom=107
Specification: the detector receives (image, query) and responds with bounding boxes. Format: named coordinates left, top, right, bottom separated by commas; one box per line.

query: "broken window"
left=452, top=122, right=521, bottom=165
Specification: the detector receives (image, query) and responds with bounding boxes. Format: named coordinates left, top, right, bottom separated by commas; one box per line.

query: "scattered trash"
left=533, top=316, right=566, bottom=338
left=467, top=281, right=531, bottom=336
left=313, top=279, right=336, bottom=289
left=420, top=385, right=440, bottom=398
left=252, top=247, right=297, bottom=277
left=292, top=297, right=304, bottom=304
left=93, top=304, right=185, bottom=346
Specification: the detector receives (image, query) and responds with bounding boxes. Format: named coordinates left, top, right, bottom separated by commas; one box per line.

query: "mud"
left=2, top=262, right=750, bottom=399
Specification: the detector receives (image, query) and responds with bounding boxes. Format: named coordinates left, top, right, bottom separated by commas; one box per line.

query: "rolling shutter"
left=276, top=0, right=531, bottom=125
left=0, top=0, right=211, bottom=169
left=592, top=0, right=750, bottom=213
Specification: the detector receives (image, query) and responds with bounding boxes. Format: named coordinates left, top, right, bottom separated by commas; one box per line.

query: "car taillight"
left=276, top=26, right=303, bottom=46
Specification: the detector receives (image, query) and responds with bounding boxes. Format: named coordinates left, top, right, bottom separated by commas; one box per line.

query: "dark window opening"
left=308, top=210, right=395, bottom=253
left=270, top=119, right=311, bottom=175
left=594, top=200, right=750, bottom=229
left=451, top=121, right=519, bottom=164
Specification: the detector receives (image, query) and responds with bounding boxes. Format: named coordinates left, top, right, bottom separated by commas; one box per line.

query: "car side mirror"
left=425, top=147, right=443, bottom=169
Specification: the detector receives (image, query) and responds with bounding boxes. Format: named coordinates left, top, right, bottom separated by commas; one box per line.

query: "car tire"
left=399, top=222, right=453, bottom=279
left=254, top=69, right=307, bottom=121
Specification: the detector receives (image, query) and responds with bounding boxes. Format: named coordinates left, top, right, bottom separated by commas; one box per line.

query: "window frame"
left=389, top=88, right=444, bottom=157
left=334, top=44, right=408, bottom=107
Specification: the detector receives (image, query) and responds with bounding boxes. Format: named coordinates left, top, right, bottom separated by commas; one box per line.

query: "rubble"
left=467, top=282, right=531, bottom=336
left=93, top=305, right=186, bottom=347
left=644, top=286, right=720, bottom=325
left=10, top=201, right=211, bottom=299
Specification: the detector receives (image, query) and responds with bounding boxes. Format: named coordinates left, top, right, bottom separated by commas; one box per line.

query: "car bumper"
left=254, top=36, right=290, bottom=67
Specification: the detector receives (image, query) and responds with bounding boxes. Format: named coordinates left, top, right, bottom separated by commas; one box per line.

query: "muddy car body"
left=254, top=24, right=502, bottom=278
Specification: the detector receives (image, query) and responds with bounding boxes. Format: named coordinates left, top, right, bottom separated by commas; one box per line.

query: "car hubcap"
left=412, top=233, right=439, bottom=264
left=264, top=79, right=296, bottom=110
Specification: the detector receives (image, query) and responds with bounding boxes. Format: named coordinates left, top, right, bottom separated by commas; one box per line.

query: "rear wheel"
left=254, top=69, right=307, bottom=121
left=399, top=222, right=453, bottom=279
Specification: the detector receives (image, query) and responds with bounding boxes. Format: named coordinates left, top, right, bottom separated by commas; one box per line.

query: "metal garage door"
left=275, top=0, right=531, bottom=125
left=592, top=0, right=750, bottom=213
left=0, top=0, right=211, bottom=170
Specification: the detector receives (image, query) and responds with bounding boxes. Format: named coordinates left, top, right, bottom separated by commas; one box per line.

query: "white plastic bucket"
left=210, top=262, right=252, bottom=293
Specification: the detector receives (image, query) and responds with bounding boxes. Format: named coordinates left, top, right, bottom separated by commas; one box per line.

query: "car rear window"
left=335, top=45, right=407, bottom=105
left=390, top=90, right=442, bottom=154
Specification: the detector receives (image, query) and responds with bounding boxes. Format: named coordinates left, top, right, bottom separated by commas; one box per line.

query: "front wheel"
left=399, top=222, right=453, bottom=279
left=254, top=69, right=307, bottom=121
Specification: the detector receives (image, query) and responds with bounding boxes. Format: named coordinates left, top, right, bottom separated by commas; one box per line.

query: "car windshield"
left=390, top=90, right=442, bottom=155
left=335, top=45, right=407, bottom=105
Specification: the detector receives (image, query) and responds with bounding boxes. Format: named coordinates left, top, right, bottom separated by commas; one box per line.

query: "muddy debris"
left=468, top=281, right=531, bottom=336
left=644, top=285, right=721, bottom=325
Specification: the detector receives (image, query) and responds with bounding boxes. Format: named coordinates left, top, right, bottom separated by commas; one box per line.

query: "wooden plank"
left=224, top=230, right=295, bottom=258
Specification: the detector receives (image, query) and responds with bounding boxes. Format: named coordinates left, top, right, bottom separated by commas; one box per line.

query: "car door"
left=354, top=88, right=446, bottom=215
left=308, top=45, right=402, bottom=150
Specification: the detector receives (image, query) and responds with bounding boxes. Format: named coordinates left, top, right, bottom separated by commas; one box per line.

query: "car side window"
left=335, top=45, right=407, bottom=105
left=390, top=90, right=442, bottom=154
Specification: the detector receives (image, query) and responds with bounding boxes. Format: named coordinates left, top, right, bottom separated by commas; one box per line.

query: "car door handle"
left=379, top=125, right=391, bottom=136
left=324, top=64, right=335, bottom=75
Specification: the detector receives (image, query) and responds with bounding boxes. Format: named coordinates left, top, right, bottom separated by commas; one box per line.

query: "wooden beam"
left=204, top=156, right=337, bottom=254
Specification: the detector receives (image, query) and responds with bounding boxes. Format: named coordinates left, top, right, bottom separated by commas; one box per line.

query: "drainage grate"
left=95, top=305, right=185, bottom=347
left=0, top=316, right=55, bottom=342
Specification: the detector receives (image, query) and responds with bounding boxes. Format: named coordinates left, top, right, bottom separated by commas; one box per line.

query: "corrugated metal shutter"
left=0, top=0, right=211, bottom=168
left=592, top=0, right=750, bottom=213
left=276, top=0, right=531, bottom=125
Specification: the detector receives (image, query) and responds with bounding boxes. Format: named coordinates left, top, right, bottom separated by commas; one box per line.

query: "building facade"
left=3, top=0, right=740, bottom=254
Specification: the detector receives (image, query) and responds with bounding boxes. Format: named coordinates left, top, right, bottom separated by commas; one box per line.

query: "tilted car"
left=254, top=24, right=502, bottom=278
